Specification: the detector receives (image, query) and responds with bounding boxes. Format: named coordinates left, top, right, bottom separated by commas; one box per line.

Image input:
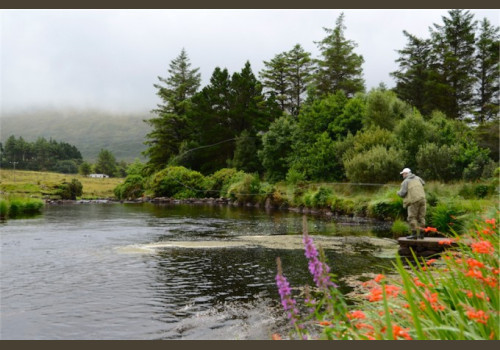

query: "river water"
left=0, top=203, right=397, bottom=339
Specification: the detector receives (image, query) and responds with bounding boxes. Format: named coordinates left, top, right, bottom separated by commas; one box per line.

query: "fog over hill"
left=0, top=108, right=152, bottom=162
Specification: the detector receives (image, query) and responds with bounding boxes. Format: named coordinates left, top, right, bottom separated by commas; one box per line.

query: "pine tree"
left=474, top=18, right=499, bottom=123
left=259, top=44, right=313, bottom=117
left=391, top=31, right=434, bottom=115
left=285, top=44, right=314, bottom=116
left=313, top=13, right=365, bottom=98
left=144, top=49, right=201, bottom=172
left=429, top=10, right=478, bottom=120
left=259, top=53, right=289, bottom=112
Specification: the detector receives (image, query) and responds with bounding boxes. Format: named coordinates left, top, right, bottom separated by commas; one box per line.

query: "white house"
left=88, top=174, right=109, bottom=178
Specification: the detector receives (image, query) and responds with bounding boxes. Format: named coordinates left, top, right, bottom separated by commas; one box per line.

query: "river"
left=0, top=202, right=397, bottom=339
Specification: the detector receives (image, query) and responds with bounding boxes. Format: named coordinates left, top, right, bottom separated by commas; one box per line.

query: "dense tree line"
left=0, top=135, right=83, bottom=173
left=143, top=11, right=498, bottom=184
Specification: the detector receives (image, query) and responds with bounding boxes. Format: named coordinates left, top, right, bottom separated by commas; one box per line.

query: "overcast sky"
left=1, top=9, right=498, bottom=115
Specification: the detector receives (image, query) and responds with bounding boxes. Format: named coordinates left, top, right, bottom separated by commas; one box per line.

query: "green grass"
left=0, top=169, right=123, bottom=199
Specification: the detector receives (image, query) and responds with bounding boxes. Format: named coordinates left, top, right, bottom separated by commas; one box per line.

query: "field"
left=0, top=169, right=123, bottom=199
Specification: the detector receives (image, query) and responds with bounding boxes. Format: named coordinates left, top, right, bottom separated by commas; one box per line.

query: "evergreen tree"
left=144, top=49, right=201, bottom=172
left=391, top=31, right=434, bottom=115
left=474, top=18, right=499, bottom=123
left=429, top=9, right=478, bottom=120
left=260, top=44, right=314, bottom=116
left=313, top=13, right=365, bottom=98
left=94, top=149, right=117, bottom=177
left=285, top=44, right=314, bottom=116
left=259, top=53, right=289, bottom=112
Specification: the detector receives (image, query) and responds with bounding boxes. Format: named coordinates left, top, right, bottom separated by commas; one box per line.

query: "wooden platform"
left=397, top=237, right=457, bottom=257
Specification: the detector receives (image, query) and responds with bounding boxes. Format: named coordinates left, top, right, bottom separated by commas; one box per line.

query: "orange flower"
left=393, top=325, right=412, bottom=340
left=485, top=218, right=496, bottom=228
left=439, top=239, right=453, bottom=245
left=271, top=333, right=282, bottom=340
left=492, top=268, right=500, bottom=275
left=368, top=287, right=383, bottom=302
left=426, top=259, right=437, bottom=265
left=466, top=268, right=484, bottom=279
left=355, top=323, right=374, bottom=331
left=471, top=240, right=494, bottom=255
left=413, top=277, right=426, bottom=287
left=374, top=274, right=385, bottom=283
left=319, top=320, right=332, bottom=326
left=347, top=310, right=366, bottom=320
left=466, top=258, right=485, bottom=269
left=466, top=308, right=489, bottom=325
left=424, top=226, right=438, bottom=233
left=385, top=284, right=401, bottom=298
left=481, top=228, right=493, bottom=235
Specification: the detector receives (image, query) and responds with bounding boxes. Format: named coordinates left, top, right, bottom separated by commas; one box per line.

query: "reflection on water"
left=0, top=203, right=395, bottom=339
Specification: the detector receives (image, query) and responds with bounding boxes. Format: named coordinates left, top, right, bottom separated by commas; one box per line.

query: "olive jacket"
left=397, top=174, right=426, bottom=208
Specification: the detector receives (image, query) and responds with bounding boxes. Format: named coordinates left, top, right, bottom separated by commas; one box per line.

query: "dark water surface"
left=0, top=203, right=395, bottom=339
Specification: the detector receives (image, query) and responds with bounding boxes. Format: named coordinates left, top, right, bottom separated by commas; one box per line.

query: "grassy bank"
left=0, top=197, right=44, bottom=219
left=0, top=169, right=123, bottom=199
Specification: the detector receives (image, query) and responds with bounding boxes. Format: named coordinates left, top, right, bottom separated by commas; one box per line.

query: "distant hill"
left=0, top=109, right=153, bottom=162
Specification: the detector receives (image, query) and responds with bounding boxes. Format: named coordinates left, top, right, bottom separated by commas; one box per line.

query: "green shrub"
left=0, top=199, right=7, bottom=218
left=148, top=166, right=206, bottom=199
left=331, top=197, right=356, bottom=216
left=114, top=175, right=145, bottom=200
left=204, top=168, right=239, bottom=197
left=226, top=173, right=262, bottom=204
left=474, top=184, right=493, bottom=199
left=286, top=168, right=306, bottom=185
left=428, top=201, right=466, bottom=234
left=391, top=219, right=410, bottom=238
left=311, top=186, right=334, bottom=208
left=56, top=179, right=83, bottom=200
left=344, top=145, right=404, bottom=184
left=1, top=197, right=43, bottom=218
left=367, top=191, right=405, bottom=220
left=23, top=198, right=44, bottom=213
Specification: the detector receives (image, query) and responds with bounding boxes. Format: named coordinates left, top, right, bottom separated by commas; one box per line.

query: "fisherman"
left=397, top=168, right=426, bottom=239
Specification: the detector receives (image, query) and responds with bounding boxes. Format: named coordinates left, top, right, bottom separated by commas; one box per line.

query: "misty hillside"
left=0, top=109, right=152, bottom=162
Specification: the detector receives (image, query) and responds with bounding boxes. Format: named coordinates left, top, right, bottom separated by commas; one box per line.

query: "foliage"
left=428, top=201, right=467, bottom=234
left=79, top=161, right=92, bottom=176
left=0, top=197, right=44, bottom=219
left=114, top=175, right=144, bottom=200
left=226, top=173, right=265, bottom=204
left=0, top=135, right=82, bottom=172
left=363, top=89, right=411, bottom=131
left=228, top=130, right=262, bottom=174
left=344, top=145, right=404, bottom=184
left=273, top=216, right=499, bottom=340
left=56, top=179, right=83, bottom=200
left=473, top=18, right=500, bottom=122
left=312, top=12, right=365, bottom=98
left=290, top=132, right=344, bottom=182
left=94, top=149, right=118, bottom=177
left=391, top=219, right=410, bottom=238
left=394, top=111, right=436, bottom=170
left=368, top=192, right=405, bottom=221
left=53, top=160, right=79, bottom=174
left=144, top=48, right=201, bottom=172
left=416, top=143, right=462, bottom=182
left=259, top=115, right=298, bottom=183
left=203, top=168, right=239, bottom=198
left=148, top=166, right=206, bottom=199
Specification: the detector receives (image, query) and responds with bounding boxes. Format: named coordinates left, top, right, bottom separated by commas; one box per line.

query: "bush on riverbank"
left=0, top=197, right=44, bottom=219
left=273, top=216, right=499, bottom=340
left=117, top=165, right=498, bottom=235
